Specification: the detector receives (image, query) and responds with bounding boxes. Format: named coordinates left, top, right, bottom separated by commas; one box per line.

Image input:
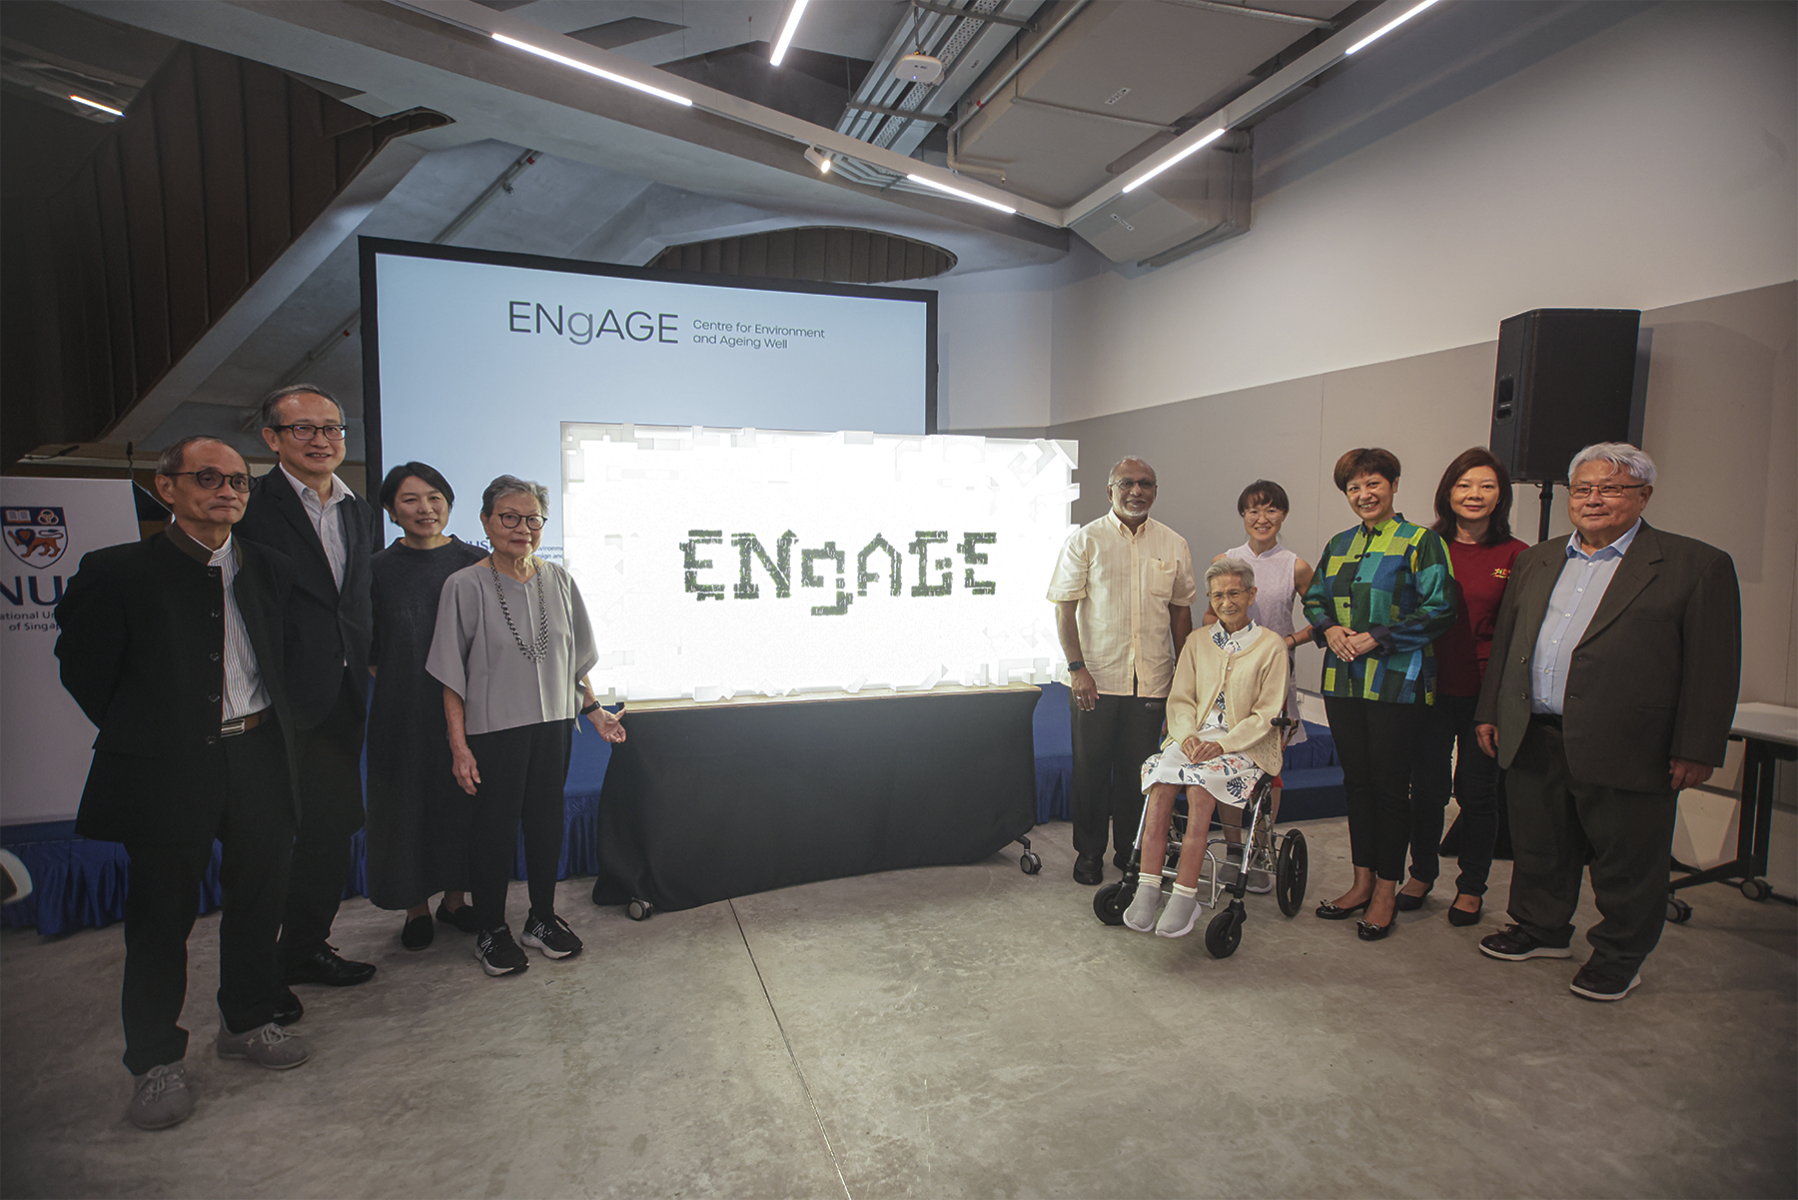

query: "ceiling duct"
left=1070, top=132, right=1253, bottom=265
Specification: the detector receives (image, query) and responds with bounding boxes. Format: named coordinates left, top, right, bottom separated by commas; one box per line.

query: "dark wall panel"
left=0, top=42, right=450, bottom=465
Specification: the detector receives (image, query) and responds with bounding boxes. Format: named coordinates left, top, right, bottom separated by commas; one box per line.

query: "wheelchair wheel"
left=1275, top=830, right=1309, bottom=918
left=626, top=898, right=654, bottom=922
left=1093, top=881, right=1132, bottom=926
left=1667, top=896, right=1693, bottom=924
left=1020, top=852, right=1042, bottom=875
left=1205, top=906, right=1243, bottom=958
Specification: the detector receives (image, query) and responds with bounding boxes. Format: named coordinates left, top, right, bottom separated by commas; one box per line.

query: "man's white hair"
left=1569, top=442, right=1656, bottom=486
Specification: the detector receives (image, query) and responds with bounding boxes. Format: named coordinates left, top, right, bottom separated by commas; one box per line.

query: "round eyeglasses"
left=493, top=513, right=545, bottom=530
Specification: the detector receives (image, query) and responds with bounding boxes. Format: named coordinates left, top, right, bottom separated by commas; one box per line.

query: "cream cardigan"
left=1160, top=623, right=1291, bottom=777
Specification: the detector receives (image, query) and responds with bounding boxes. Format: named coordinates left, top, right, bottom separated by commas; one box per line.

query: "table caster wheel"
left=1020, top=852, right=1042, bottom=875
left=1741, top=877, right=1772, bottom=902
left=626, top=899, right=654, bottom=921
left=1667, top=896, right=1692, bottom=924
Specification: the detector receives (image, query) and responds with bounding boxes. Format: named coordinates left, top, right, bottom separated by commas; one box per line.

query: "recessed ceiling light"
left=1344, top=0, right=1441, bottom=56
left=491, top=32, right=693, bottom=107
left=1120, top=127, right=1225, bottom=194
left=770, top=0, right=810, bottom=67
left=905, top=174, right=1017, bottom=215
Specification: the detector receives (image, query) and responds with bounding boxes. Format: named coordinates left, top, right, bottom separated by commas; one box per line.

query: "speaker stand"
left=1537, top=481, right=1555, bottom=543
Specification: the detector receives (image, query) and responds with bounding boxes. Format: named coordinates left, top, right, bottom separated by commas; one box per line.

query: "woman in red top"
left=1399, top=448, right=1528, bottom=925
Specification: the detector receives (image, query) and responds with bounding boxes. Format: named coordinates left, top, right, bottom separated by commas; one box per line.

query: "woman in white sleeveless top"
left=1203, top=481, right=1315, bottom=889
left=1206, top=480, right=1314, bottom=742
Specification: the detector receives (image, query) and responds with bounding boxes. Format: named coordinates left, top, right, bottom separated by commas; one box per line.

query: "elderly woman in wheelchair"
left=1121, top=557, right=1292, bottom=939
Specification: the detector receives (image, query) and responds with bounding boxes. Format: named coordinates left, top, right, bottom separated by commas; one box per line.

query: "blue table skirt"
left=2, top=687, right=1342, bottom=935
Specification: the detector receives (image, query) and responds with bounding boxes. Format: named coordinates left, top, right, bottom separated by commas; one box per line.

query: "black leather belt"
left=1530, top=712, right=1563, bottom=730
left=220, top=709, right=270, bottom=738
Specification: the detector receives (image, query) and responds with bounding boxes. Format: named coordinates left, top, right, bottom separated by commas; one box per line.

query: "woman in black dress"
left=366, top=462, right=488, bottom=948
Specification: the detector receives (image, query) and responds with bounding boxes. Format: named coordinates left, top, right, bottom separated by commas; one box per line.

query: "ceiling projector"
left=894, top=52, right=945, bottom=85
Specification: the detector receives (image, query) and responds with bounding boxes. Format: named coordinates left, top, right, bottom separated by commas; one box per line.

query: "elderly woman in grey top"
left=426, top=475, right=625, bottom=977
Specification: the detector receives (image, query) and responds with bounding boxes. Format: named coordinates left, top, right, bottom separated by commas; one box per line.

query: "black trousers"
left=280, top=673, right=367, bottom=965
left=1504, top=719, right=1679, bottom=970
left=465, top=720, right=573, bottom=931
left=1069, top=690, right=1166, bottom=860
left=1325, top=695, right=1427, bottom=882
left=1408, top=694, right=1502, bottom=895
left=121, top=719, right=293, bottom=1074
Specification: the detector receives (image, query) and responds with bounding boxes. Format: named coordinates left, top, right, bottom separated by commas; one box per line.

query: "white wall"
left=932, top=1, right=1795, bottom=433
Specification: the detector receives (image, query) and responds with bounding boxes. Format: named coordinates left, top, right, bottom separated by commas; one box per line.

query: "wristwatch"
left=1067, top=660, right=1085, bottom=672
left=579, top=698, right=602, bottom=715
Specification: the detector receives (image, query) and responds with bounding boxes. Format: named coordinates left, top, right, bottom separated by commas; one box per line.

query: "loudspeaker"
left=1489, top=308, right=1641, bottom=483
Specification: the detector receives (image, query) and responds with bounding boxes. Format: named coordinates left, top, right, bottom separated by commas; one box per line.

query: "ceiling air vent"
left=650, top=227, right=956, bottom=283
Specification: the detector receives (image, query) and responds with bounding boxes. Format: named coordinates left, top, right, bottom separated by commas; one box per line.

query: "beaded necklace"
left=488, top=556, right=549, bottom=663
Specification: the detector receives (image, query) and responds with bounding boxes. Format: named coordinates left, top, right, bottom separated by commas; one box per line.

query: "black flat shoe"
left=1394, top=884, right=1433, bottom=911
left=273, top=988, right=303, bottom=1027
left=1447, top=896, right=1484, bottom=927
left=1357, top=916, right=1396, bottom=941
left=1315, top=898, right=1371, bottom=920
left=436, top=900, right=481, bottom=934
left=401, top=913, right=434, bottom=950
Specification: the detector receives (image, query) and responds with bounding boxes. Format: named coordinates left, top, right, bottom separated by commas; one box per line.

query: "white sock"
left=1123, top=882, right=1162, bottom=931
left=1157, top=884, right=1201, bottom=937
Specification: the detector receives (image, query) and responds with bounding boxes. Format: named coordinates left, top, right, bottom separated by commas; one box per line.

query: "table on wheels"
left=592, top=686, right=1043, bottom=916
left=1668, top=701, right=1798, bottom=922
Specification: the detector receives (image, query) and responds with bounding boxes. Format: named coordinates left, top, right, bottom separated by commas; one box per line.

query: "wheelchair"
left=1091, top=721, right=1309, bottom=958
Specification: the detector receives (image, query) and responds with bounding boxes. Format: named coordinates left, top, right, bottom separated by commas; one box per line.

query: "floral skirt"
left=1140, top=745, right=1266, bottom=810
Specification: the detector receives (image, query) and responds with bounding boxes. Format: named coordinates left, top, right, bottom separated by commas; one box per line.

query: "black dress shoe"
left=436, top=900, right=481, bottom=934
left=273, top=988, right=303, bottom=1026
left=1357, top=916, right=1396, bottom=941
left=1447, top=896, right=1483, bottom=927
left=286, top=945, right=377, bottom=987
left=1315, top=898, right=1371, bottom=920
left=1395, top=884, right=1433, bottom=912
left=1072, top=855, right=1104, bottom=886
left=1112, top=850, right=1131, bottom=871
left=401, top=913, right=434, bottom=950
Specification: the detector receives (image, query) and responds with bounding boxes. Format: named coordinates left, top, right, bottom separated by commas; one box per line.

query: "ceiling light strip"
left=69, top=94, right=124, bottom=117
left=1344, top=0, right=1441, bottom=55
left=770, top=0, right=811, bottom=67
left=491, top=32, right=693, bottom=107
left=1120, top=127, right=1226, bottom=194
left=905, top=174, right=1017, bottom=215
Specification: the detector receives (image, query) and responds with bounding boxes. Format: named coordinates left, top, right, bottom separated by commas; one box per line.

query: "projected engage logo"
left=681, top=529, right=996, bottom=616
left=562, top=426, right=1076, bottom=702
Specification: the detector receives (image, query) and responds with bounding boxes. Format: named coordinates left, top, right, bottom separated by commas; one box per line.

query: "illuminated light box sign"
left=562, top=425, right=1078, bottom=701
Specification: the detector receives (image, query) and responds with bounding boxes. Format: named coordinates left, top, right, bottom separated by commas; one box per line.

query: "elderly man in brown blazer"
left=1473, top=443, right=1740, bottom=1002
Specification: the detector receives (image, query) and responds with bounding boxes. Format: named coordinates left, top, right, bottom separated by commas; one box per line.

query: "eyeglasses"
left=1242, top=506, right=1284, bottom=519
left=1568, top=483, right=1647, bottom=500
left=164, top=468, right=251, bottom=493
left=270, top=423, right=347, bottom=442
left=493, top=513, right=545, bottom=530
left=1111, top=478, right=1158, bottom=491
left=1208, top=589, right=1250, bottom=603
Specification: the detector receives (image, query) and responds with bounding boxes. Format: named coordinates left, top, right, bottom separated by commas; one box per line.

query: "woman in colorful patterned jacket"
left=1302, top=448, right=1456, bottom=942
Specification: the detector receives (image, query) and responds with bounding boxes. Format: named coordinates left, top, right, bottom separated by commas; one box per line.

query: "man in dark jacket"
left=236, top=384, right=382, bottom=991
left=57, top=437, right=311, bottom=1130
left=1475, top=442, right=1741, bottom=1002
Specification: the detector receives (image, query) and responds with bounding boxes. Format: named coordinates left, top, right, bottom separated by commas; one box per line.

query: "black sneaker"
left=1569, top=962, right=1642, bottom=1002
left=1478, top=924, right=1573, bottom=961
left=473, top=926, right=529, bottom=977
left=520, top=912, right=583, bottom=960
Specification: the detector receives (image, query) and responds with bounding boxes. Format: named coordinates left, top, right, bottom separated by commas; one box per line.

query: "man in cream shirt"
left=1048, top=457, right=1196, bottom=884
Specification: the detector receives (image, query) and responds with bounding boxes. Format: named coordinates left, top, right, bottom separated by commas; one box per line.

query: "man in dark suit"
left=236, top=384, right=382, bottom=990
left=58, top=437, right=312, bottom=1130
left=1474, top=442, right=1741, bottom=1001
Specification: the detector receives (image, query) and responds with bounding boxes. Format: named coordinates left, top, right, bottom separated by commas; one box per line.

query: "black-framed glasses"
left=165, top=468, right=251, bottom=493
left=1568, top=483, right=1647, bottom=500
left=270, top=422, right=347, bottom=442
left=493, top=513, right=545, bottom=530
left=1111, top=477, right=1158, bottom=491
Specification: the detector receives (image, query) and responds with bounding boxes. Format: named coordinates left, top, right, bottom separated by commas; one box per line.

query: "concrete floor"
left=2, top=816, right=1794, bottom=1200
